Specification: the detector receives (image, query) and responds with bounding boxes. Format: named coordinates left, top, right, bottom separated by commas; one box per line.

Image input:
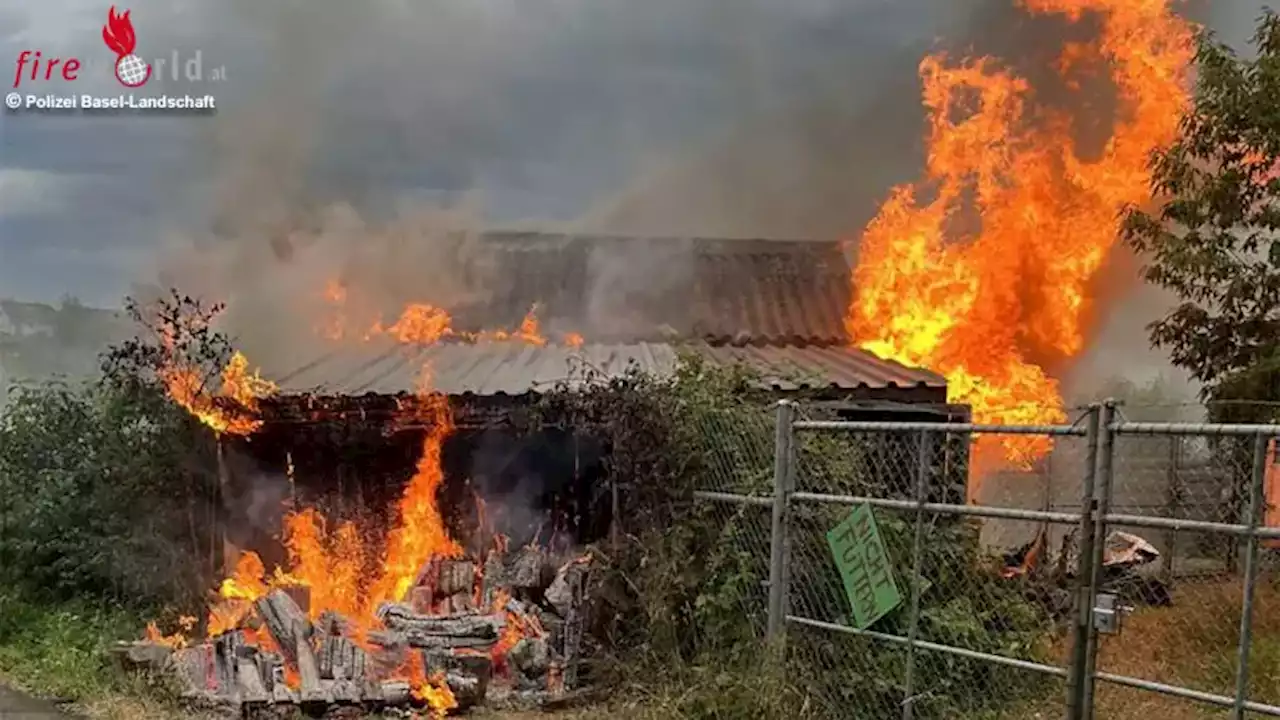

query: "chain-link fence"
left=690, top=400, right=1280, bottom=720
left=690, top=405, right=776, bottom=641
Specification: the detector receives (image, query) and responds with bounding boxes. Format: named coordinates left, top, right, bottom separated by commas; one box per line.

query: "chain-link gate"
left=691, top=400, right=1280, bottom=719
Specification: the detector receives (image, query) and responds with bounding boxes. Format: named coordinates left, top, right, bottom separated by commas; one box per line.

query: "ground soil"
left=0, top=683, right=70, bottom=718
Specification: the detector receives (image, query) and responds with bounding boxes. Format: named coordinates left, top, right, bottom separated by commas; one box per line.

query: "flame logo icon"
left=102, top=6, right=151, bottom=88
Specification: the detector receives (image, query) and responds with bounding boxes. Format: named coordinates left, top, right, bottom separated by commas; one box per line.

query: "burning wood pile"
left=117, top=547, right=596, bottom=717
left=125, top=310, right=607, bottom=716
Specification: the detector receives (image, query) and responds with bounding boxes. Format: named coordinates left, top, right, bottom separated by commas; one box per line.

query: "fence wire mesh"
left=787, top=423, right=1081, bottom=718
left=690, top=406, right=775, bottom=640
left=696, top=405, right=774, bottom=496
left=1091, top=429, right=1280, bottom=718
left=688, top=401, right=1280, bottom=719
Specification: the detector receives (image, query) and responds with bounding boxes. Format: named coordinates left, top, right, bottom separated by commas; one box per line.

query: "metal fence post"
left=1080, top=399, right=1117, bottom=720
left=1231, top=433, right=1269, bottom=719
left=1065, top=404, right=1101, bottom=720
left=902, top=429, right=933, bottom=720
left=1163, top=436, right=1180, bottom=585
left=766, top=400, right=796, bottom=644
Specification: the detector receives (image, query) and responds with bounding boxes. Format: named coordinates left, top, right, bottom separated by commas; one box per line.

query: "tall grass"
left=0, top=590, right=205, bottom=720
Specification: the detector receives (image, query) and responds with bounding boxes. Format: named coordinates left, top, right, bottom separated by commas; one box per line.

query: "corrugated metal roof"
left=269, top=340, right=943, bottom=398
left=689, top=245, right=847, bottom=344
left=688, top=344, right=945, bottom=391
left=449, top=234, right=850, bottom=345
left=272, top=341, right=679, bottom=397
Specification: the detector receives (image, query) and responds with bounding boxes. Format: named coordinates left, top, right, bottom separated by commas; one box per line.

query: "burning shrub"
left=0, top=292, right=277, bottom=614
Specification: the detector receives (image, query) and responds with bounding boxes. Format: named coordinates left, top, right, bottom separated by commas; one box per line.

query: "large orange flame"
left=281, top=508, right=367, bottom=623
left=364, top=368, right=464, bottom=611
left=847, top=0, right=1194, bottom=471
left=202, top=366, right=462, bottom=634
left=161, top=351, right=277, bottom=436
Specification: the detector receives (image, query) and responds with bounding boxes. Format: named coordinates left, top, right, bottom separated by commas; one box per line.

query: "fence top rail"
left=792, top=420, right=1087, bottom=436
left=789, top=490, right=1083, bottom=524
left=1111, top=421, right=1280, bottom=437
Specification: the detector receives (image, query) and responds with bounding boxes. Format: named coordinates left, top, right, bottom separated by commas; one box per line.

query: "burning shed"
left=135, top=233, right=954, bottom=715
left=235, top=233, right=953, bottom=557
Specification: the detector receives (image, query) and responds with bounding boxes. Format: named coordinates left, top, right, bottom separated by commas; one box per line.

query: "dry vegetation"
left=1011, top=578, right=1280, bottom=719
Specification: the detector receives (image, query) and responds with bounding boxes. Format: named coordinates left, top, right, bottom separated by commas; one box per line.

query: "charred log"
left=214, top=631, right=246, bottom=697
left=423, top=650, right=493, bottom=710
left=409, top=586, right=435, bottom=615
left=410, top=557, right=442, bottom=601
left=379, top=680, right=412, bottom=706
left=481, top=551, right=508, bottom=608
left=546, top=557, right=590, bottom=618
left=376, top=604, right=505, bottom=639
left=235, top=657, right=271, bottom=705
left=509, top=637, right=550, bottom=679
left=330, top=677, right=363, bottom=705
left=254, top=652, right=282, bottom=693
left=438, top=560, right=476, bottom=596
left=511, top=546, right=552, bottom=591
left=437, top=592, right=476, bottom=615
left=316, top=610, right=356, bottom=638
left=318, top=635, right=366, bottom=682
left=294, top=624, right=330, bottom=704
left=254, top=590, right=311, bottom=666
left=109, top=642, right=173, bottom=674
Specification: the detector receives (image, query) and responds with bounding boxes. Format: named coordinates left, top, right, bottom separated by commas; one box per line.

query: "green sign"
left=826, top=504, right=902, bottom=629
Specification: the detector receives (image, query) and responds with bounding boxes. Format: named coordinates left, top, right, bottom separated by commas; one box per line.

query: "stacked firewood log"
left=112, top=548, right=598, bottom=715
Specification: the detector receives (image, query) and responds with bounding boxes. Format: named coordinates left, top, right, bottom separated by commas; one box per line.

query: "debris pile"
left=1001, top=529, right=1171, bottom=610
left=114, top=549, right=597, bottom=716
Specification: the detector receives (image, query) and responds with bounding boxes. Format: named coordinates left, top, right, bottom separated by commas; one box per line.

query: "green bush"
left=531, top=355, right=1055, bottom=717
left=0, top=294, right=228, bottom=611
left=0, top=379, right=215, bottom=609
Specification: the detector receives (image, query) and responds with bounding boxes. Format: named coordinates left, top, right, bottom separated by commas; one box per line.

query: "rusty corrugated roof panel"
left=685, top=343, right=945, bottom=391
left=689, top=244, right=848, bottom=344
left=453, top=234, right=850, bottom=345
left=269, top=340, right=941, bottom=398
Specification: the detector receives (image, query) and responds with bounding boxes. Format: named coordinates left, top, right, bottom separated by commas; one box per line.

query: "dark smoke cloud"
left=3, top=0, right=977, bottom=306
left=0, top=0, right=1266, bottom=390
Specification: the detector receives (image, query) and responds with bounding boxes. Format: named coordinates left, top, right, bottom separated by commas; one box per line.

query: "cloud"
left=2, top=0, right=982, bottom=306
left=0, top=168, right=71, bottom=216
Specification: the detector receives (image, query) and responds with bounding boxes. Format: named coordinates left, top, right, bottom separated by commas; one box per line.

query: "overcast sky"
left=0, top=0, right=1264, bottom=308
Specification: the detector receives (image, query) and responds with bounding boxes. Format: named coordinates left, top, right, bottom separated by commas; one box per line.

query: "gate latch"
left=1092, top=593, right=1130, bottom=635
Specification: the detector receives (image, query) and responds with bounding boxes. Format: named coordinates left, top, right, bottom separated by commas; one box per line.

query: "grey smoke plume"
left=2, top=0, right=1265, bottom=385
left=127, top=0, right=992, bottom=370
